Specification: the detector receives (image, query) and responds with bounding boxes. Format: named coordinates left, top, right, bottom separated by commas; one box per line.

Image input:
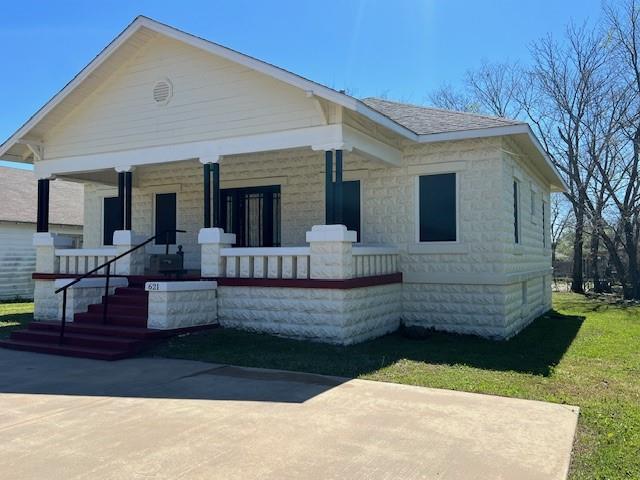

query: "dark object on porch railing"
left=54, top=229, right=186, bottom=344
left=149, top=245, right=186, bottom=278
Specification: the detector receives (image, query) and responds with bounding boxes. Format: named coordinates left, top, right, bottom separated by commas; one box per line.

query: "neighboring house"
left=0, top=16, right=566, bottom=358
left=0, top=166, right=83, bottom=300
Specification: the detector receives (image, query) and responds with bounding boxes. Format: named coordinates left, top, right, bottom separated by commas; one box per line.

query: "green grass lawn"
left=1, top=295, right=638, bottom=479
left=0, top=302, right=32, bottom=339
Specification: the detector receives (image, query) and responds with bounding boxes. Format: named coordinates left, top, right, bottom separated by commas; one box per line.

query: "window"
left=155, top=193, right=177, bottom=244
left=531, top=190, right=536, bottom=217
left=418, top=173, right=457, bottom=242
left=103, top=196, right=120, bottom=246
left=542, top=200, right=546, bottom=248
left=513, top=180, right=520, bottom=243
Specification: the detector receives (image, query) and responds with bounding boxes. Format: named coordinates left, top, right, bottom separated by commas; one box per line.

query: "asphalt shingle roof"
left=0, top=166, right=83, bottom=226
left=362, top=97, right=524, bottom=136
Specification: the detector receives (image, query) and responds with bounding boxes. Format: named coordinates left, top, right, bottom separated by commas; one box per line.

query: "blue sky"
left=0, top=0, right=603, bottom=169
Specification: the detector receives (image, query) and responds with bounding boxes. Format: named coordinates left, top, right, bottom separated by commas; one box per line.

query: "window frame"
left=414, top=171, right=460, bottom=245
left=513, top=179, right=521, bottom=244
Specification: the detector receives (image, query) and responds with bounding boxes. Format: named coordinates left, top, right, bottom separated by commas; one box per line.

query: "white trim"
left=55, top=248, right=117, bottom=257
left=145, top=280, right=217, bottom=292
left=34, top=125, right=344, bottom=177
left=220, top=247, right=310, bottom=256
left=407, top=161, right=467, bottom=176
left=413, top=170, right=461, bottom=245
left=342, top=125, right=402, bottom=166
left=221, top=176, right=288, bottom=189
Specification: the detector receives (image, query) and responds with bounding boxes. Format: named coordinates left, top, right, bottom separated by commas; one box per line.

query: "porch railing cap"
left=306, top=224, right=357, bottom=243
left=198, top=227, right=236, bottom=245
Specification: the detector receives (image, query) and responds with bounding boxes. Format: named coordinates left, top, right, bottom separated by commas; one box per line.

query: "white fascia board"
left=34, top=125, right=343, bottom=177
left=417, top=123, right=567, bottom=192
left=343, top=125, right=402, bottom=166
left=416, top=124, right=529, bottom=143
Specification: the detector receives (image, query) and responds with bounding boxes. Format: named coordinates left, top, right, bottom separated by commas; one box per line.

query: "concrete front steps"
left=0, top=280, right=192, bottom=361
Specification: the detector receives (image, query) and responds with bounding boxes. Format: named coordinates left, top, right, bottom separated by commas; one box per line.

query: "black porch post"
left=117, top=171, right=125, bottom=230
left=211, top=163, right=221, bottom=228
left=203, top=163, right=211, bottom=228
left=325, top=150, right=334, bottom=224
left=334, top=149, right=343, bottom=225
left=36, top=178, right=50, bottom=233
left=124, top=171, right=132, bottom=230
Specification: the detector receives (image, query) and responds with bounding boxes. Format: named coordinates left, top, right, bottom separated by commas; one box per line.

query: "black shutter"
left=103, top=197, right=120, bottom=246
left=513, top=181, right=519, bottom=243
left=334, top=180, right=361, bottom=242
left=155, top=193, right=177, bottom=244
left=419, top=173, right=456, bottom=242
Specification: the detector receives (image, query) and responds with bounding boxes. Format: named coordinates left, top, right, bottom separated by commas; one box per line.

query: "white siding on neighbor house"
left=0, top=222, right=82, bottom=300
left=42, top=35, right=324, bottom=160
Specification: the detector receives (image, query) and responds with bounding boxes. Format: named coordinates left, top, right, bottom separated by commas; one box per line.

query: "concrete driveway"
left=0, top=349, right=578, bottom=480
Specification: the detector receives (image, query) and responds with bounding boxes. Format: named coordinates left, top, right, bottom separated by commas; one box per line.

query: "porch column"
left=36, top=177, right=50, bottom=233
left=325, top=150, right=334, bottom=224
left=115, top=166, right=133, bottom=231
left=324, top=149, right=344, bottom=225
left=202, top=158, right=221, bottom=229
left=335, top=149, right=344, bottom=224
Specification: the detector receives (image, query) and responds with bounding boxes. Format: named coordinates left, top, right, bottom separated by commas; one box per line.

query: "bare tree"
left=428, top=84, right=480, bottom=113
left=466, top=60, right=524, bottom=118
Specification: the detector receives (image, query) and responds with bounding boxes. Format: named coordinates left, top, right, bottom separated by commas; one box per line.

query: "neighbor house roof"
left=362, top=98, right=524, bottom=135
left=0, top=166, right=83, bottom=226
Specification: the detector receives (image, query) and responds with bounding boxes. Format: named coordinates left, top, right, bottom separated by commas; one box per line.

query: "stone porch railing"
left=199, top=225, right=400, bottom=280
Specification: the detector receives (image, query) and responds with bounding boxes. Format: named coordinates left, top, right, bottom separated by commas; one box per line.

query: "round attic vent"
left=152, top=79, right=173, bottom=105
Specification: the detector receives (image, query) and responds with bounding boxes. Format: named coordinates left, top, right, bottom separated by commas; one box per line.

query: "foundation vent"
left=153, top=79, right=173, bottom=105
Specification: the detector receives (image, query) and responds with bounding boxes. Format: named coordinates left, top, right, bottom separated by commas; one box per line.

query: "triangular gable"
left=0, top=16, right=414, bottom=163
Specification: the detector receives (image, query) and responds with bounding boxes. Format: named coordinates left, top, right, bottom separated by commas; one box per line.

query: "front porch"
left=21, top=139, right=405, bottom=355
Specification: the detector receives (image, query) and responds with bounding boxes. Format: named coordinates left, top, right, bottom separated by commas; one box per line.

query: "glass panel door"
left=221, top=185, right=281, bottom=247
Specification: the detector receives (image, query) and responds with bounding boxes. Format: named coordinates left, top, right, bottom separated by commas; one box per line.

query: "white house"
left=0, top=17, right=565, bottom=359
left=0, top=166, right=83, bottom=300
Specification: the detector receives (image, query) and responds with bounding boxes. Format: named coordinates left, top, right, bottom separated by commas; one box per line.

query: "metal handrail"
left=55, top=229, right=186, bottom=344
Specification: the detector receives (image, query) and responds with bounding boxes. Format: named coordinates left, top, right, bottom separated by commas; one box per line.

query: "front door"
left=221, top=185, right=281, bottom=247
left=103, top=196, right=120, bottom=246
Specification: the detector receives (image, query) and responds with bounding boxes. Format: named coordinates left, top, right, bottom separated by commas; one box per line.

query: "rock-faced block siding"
left=218, top=283, right=402, bottom=345
left=79, top=135, right=553, bottom=339
left=147, top=289, right=218, bottom=330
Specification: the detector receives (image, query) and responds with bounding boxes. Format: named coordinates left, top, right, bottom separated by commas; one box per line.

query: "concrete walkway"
left=0, top=349, right=578, bottom=479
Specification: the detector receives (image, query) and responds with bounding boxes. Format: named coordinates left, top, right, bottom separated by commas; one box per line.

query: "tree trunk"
left=590, top=229, right=602, bottom=293
left=623, top=219, right=640, bottom=299
left=571, top=206, right=585, bottom=294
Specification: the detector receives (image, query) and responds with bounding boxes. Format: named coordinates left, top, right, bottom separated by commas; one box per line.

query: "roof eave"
left=417, top=124, right=567, bottom=192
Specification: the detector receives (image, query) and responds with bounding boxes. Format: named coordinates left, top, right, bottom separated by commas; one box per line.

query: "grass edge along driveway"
left=2, top=294, right=638, bottom=479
